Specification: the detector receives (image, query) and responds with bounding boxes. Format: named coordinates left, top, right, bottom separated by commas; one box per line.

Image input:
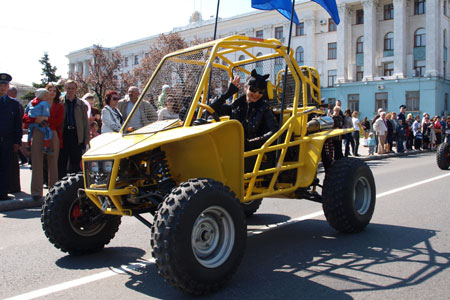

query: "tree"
left=21, top=53, right=62, bottom=101
left=69, top=45, right=123, bottom=107
left=39, top=52, right=61, bottom=85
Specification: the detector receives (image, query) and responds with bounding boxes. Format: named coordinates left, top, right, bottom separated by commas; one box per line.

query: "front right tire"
left=41, top=173, right=121, bottom=255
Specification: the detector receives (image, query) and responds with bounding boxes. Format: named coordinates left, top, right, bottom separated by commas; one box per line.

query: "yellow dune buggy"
left=41, top=36, right=376, bottom=295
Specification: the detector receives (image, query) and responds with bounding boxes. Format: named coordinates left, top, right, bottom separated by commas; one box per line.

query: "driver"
left=210, top=69, right=278, bottom=150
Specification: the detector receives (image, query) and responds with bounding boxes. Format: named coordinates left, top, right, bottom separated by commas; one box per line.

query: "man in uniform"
left=0, top=73, right=22, bottom=200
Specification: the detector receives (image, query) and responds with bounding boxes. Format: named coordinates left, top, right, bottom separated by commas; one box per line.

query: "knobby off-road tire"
left=322, top=158, right=376, bottom=233
left=241, top=199, right=262, bottom=217
left=436, top=142, right=450, bottom=170
left=41, top=173, right=121, bottom=255
left=151, top=178, right=246, bottom=295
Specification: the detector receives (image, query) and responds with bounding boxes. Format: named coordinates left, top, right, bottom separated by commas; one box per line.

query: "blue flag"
left=312, top=0, right=340, bottom=24
left=252, top=0, right=300, bottom=26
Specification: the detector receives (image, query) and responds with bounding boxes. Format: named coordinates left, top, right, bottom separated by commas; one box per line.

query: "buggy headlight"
left=85, top=160, right=114, bottom=190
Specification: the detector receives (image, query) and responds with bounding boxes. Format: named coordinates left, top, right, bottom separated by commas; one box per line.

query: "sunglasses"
left=111, top=97, right=119, bottom=101
left=248, top=86, right=265, bottom=94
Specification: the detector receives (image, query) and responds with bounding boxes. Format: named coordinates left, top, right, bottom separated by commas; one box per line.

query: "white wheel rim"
left=191, top=206, right=235, bottom=268
left=353, top=177, right=371, bottom=215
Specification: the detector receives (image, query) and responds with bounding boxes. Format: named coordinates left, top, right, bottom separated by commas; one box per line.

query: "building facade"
left=67, top=0, right=450, bottom=119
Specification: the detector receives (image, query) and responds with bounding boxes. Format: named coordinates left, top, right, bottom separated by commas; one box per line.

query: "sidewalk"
left=0, top=145, right=431, bottom=213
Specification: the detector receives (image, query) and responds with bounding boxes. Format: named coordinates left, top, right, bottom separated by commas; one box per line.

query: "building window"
left=255, top=52, right=263, bottom=74
left=414, top=28, right=426, bottom=47
left=275, top=26, right=283, bottom=41
left=384, top=62, right=394, bottom=76
left=296, top=46, right=304, bottom=65
left=328, top=18, right=337, bottom=32
left=134, top=55, right=139, bottom=65
left=445, top=93, right=449, bottom=113
left=414, top=60, right=426, bottom=76
left=296, top=23, right=305, bottom=36
left=406, top=91, right=420, bottom=111
left=256, top=30, right=264, bottom=39
left=375, top=93, right=388, bottom=112
left=356, top=9, right=364, bottom=24
left=384, top=32, right=394, bottom=51
left=445, top=0, right=448, bottom=16
left=356, top=66, right=364, bottom=81
left=356, top=36, right=364, bottom=54
left=328, top=70, right=337, bottom=87
left=348, top=94, right=360, bottom=112
left=124, top=57, right=129, bottom=67
left=414, top=0, right=425, bottom=15
left=384, top=4, right=394, bottom=20
left=328, top=42, right=337, bottom=60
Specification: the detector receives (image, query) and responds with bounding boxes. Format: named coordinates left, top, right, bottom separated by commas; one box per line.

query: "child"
left=90, top=121, right=100, bottom=140
left=24, top=88, right=53, bottom=155
left=367, top=132, right=376, bottom=155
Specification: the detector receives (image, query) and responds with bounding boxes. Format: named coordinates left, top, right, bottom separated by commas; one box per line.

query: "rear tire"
left=151, top=178, right=246, bottom=295
left=41, top=173, right=121, bottom=255
left=322, top=158, right=376, bottom=233
left=242, top=199, right=262, bottom=217
left=436, top=142, right=450, bottom=170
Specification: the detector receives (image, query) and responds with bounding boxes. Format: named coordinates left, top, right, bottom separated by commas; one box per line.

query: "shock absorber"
left=149, top=147, right=176, bottom=196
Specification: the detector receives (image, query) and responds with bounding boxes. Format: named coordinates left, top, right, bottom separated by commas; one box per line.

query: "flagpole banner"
left=311, top=0, right=340, bottom=24
left=251, top=0, right=300, bottom=25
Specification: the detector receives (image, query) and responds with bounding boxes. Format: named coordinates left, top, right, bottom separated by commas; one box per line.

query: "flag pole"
left=207, top=0, right=220, bottom=104
left=213, top=0, right=220, bottom=40
left=276, top=0, right=296, bottom=162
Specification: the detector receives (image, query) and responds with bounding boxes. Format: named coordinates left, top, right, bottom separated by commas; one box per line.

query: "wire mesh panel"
left=125, top=47, right=213, bottom=134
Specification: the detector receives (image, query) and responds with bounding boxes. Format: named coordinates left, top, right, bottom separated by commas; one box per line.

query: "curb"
left=0, top=149, right=433, bottom=213
left=0, top=196, right=43, bottom=213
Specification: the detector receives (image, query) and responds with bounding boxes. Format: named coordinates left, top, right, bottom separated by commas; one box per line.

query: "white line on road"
left=5, top=172, right=450, bottom=300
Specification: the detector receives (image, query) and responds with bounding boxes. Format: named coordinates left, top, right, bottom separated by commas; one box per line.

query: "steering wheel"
left=197, top=103, right=221, bottom=122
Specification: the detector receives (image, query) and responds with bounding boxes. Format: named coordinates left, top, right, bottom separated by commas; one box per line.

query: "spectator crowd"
left=1, top=71, right=449, bottom=202
left=0, top=73, right=179, bottom=201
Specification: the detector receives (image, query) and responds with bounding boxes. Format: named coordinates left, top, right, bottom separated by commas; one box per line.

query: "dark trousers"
left=0, top=141, right=13, bottom=195
left=352, top=131, right=360, bottom=155
left=344, top=133, right=355, bottom=156
left=58, top=129, right=82, bottom=179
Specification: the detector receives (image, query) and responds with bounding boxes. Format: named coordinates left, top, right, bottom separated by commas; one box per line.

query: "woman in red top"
left=434, top=116, right=442, bottom=147
left=23, top=83, right=64, bottom=200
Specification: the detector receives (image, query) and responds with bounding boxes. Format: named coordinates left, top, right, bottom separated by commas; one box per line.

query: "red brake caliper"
left=71, top=203, right=82, bottom=222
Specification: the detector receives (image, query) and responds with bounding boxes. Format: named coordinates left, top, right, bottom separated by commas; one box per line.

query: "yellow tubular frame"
left=83, top=35, right=353, bottom=216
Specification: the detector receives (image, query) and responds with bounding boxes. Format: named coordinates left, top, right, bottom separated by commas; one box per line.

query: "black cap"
left=246, top=69, right=269, bottom=93
left=0, top=73, right=12, bottom=84
left=399, top=104, right=406, bottom=109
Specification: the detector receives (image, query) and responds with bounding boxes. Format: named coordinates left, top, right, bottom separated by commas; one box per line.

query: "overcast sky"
left=1, top=0, right=254, bottom=86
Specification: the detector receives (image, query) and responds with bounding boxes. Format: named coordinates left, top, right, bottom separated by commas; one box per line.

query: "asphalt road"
left=1, top=152, right=449, bottom=300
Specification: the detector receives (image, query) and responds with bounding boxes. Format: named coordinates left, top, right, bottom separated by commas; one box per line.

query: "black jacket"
left=0, top=96, right=22, bottom=145
left=210, top=84, right=278, bottom=150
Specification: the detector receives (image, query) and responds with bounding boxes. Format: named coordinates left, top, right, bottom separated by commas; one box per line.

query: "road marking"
left=3, top=260, right=154, bottom=300
left=376, top=173, right=450, bottom=199
left=5, top=173, right=450, bottom=300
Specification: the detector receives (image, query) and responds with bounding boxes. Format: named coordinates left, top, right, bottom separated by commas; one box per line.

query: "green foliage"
left=21, top=91, right=35, bottom=101
left=39, top=52, right=61, bottom=85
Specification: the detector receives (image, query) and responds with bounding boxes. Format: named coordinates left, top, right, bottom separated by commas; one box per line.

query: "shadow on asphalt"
left=114, top=219, right=448, bottom=300
left=246, top=213, right=291, bottom=226
left=55, top=247, right=147, bottom=270
left=1, top=207, right=40, bottom=219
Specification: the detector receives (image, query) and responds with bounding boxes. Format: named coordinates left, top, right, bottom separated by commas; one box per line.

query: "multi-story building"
left=67, top=0, right=450, bottom=119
